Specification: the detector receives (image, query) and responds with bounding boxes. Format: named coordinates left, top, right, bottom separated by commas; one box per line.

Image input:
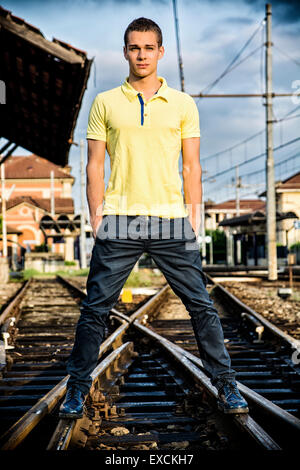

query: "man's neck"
left=128, top=71, right=162, bottom=96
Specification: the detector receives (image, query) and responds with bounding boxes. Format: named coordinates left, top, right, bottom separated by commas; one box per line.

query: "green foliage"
left=64, top=260, right=76, bottom=266
left=33, top=243, right=49, bottom=252
left=124, top=271, right=152, bottom=287
left=290, top=242, right=300, bottom=251
left=205, top=229, right=226, bottom=264
left=20, top=267, right=90, bottom=279
left=22, top=269, right=41, bottom=280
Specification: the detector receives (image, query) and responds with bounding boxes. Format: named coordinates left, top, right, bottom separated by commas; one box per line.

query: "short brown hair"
left=124, top=17, right=163, bottom=48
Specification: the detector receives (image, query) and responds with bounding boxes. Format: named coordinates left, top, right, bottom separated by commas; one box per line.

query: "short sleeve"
left=86, top=95, right=107, bottom=141
left=181, top=95, right=201, bottom=139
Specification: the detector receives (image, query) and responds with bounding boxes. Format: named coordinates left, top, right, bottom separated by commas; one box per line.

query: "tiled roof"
left=1, top=196, right=74, bottom=214
left=278, top=171, right=300, bottom=190
left=259, top=171, right=300, bottom=196
left=205, top=199, right=265, bottom=211
left=4, top=154, right=74, bottom=180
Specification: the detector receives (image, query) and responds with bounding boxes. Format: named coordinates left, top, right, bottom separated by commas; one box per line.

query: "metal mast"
left=172, top=0, right=185, bottom=92
left=265, top=3, right=277, bottom=280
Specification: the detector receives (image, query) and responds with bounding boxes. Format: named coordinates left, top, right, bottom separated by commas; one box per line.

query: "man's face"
left=123, top=30, right=164, bottom=78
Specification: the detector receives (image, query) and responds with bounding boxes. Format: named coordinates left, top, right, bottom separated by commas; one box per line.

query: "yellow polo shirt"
left=86, top=76, right=200, bottom=218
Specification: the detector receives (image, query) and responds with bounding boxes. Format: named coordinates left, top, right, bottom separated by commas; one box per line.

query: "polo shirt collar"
left=121, top=76, right=169, bottom=102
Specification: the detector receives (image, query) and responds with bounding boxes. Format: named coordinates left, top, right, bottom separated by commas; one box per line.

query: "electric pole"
left=80, top=139, right=87, bottom=269
left=201, top=199, right=206, bottom=266
left=50, top=170, right=55, bottom=217
left=50, top=170, right=55, bottom=253
left=265, top=3, right=277, bottom=280
left=235, top=165, right=242, bottom=264
left=172, top=0, right=185, bottom=92
left=1, top=163, right=7, bottom=258
left=235, top=165, right=241, bottom=217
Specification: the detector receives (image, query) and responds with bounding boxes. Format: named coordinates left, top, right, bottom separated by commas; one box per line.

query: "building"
left=0, top=154, right=78, bottom=268
left=205, top=199, right=265, bottom=231
left=217, top=172, right=300, bottom=266
left=273, top=171, right=300, bottom=248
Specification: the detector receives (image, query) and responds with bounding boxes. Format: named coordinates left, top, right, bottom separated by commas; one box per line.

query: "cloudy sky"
left=2, top=0, right=300, bottom=212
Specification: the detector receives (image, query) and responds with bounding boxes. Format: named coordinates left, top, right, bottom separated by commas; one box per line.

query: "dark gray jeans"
left=66, top=215, right=236, bottom=395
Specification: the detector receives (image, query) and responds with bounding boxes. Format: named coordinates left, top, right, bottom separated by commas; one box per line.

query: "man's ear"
left=123, top=45, right=128, bottom=60
left=158, top=46, right=165, bottom=60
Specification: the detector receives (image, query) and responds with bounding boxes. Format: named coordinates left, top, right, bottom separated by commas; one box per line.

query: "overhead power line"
left=202, top=136, right=300, bottom=182
left=273, top=44, right=300, bottom=68
left=199, top=18, right=265, bottom=95
left=201, top=105, right=299, bottom=164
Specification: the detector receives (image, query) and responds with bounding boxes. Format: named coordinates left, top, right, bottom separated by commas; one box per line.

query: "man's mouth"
left=137, top=64, right=149, bottom=68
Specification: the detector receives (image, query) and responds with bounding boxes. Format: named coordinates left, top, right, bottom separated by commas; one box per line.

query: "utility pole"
left=235, top=165, right=241, bottom=217
left=50, top=170, right=55, bottom=253
left=172, top=0, right=185, bottom=92
left=235, top=165, right=242, bottom=264
left=50, top=170, right=55, bottom=217
left=80, top=139, right=87, bottom=269
left=265, top=3, right=277, bottom=280
left=209, top=235, right=213, bottom=265
left=201, top=199, right=206, bottom=266
left=1, top=163, right=7, bottom=257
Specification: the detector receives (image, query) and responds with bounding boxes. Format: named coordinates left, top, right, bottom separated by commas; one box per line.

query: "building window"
left=20, top=206, right=29, bottom=216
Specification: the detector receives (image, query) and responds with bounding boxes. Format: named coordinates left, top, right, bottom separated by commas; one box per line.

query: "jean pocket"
left=95, top=215, right=108, bottom=240
left=184, top=216, right=197, bottom=240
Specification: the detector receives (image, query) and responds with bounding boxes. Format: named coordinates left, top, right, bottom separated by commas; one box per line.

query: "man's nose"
left=137, top=49, right=146, bottom=59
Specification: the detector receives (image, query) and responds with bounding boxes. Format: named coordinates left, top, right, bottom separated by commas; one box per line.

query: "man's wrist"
left=90, top=214, right=102, bottom=225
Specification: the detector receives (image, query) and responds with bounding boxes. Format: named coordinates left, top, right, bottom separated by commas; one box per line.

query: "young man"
left=59, top=17, right=248, bottom=418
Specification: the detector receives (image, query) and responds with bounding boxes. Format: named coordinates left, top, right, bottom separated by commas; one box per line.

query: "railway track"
left=0, top=275, right=299, bottom=450
left=0, top=278, right=84, bottom=438
left=0, top=276, right=153, bottom=449
left=150, top=282, right=300, bottom=416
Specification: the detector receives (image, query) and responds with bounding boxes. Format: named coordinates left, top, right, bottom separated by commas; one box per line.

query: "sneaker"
left=217, top=380, right=249, bottom=414
left=59, top=387, right=86, bottom=419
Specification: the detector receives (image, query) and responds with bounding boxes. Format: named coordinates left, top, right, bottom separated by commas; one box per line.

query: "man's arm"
left=182, top=136, right=202, bottom=237
left=86, top=139, right=106, bottom=238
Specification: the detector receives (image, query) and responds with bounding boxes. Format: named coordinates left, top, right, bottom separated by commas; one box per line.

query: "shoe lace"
left=66, top=388, right=79, bottom=399
left=220, top=381, right=239, bottom=397
left=228, top=381, right=238, bottom=393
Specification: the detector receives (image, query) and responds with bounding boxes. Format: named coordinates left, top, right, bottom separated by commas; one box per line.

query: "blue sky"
left=2, top=0, right=300, bottom=213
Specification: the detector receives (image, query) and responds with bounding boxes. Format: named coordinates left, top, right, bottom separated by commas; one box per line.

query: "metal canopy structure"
left=219, top=211, right=297, bottom=228
left=0, top=6, right=93, bottom=165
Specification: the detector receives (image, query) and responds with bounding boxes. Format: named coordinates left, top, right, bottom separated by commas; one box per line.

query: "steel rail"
left=1, top=275, right=297, bottom=450
left=47, top=341, right=136, bottom=450
left=130, top=318, right=281, bottom=450
left=0, top=278, right=32, bottom=326
left=129, top=313, right=300, bottom=433
left=59, top=276, right=300, bottom=432
left=0, top=316, right=129, bottom=450
left=134, top=320, right=280, bottom=450
left=47, top=311, right=280, bottom=451
left=207, top=275, right=299, bottom=348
